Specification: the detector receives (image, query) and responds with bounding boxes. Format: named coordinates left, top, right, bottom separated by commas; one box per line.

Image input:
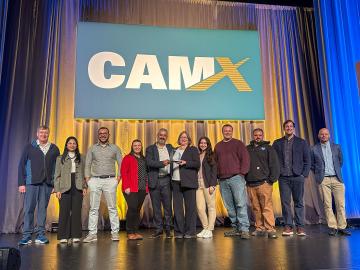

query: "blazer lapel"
left=316, top=143, right=325, bottom=163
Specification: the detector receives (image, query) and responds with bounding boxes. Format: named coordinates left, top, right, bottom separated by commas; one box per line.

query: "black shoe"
left=165, top=230, right=172, bottom=239
left=184, top=234, right=196, bottom=239
left=150, top=231, right=163, bottom=238
left=338, top=229, right=351, bottom=236
left=328, top=228, right=337, bottom=236
left=174, top=234, right=184, bottom=239
left=268, top=231, right=278, bottom=239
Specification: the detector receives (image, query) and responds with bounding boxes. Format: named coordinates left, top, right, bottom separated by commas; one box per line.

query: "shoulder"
left=146, top=144, right=155, bottom=151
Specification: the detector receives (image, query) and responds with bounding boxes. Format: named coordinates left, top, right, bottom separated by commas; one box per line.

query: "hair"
left=177, top=131, right=192, bottom=146
left=222, top=124, right=233, bottom=132
left=130, top=139, right=145, bottom=158
left=157, top=128, right=168, bottom=136
left=37, top=125, right=49, bottom=132
left=282, top=120, right=295, bottom=128
left=252, top=128, right=264, bottom=135
left=98, top=127, right=109, bottom=133
left=61, top=136, right=81, bottom=164
left=198, top=136, right=215, bottom=165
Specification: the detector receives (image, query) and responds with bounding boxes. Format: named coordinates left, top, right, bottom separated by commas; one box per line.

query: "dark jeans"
left=149, top=176, right=172, bottom=232
left=124, top=190, right=146, bottom=234
left=172, top=181, right=197, bottom=236
left=23, top=182, right=53, bottom=238
left=57, top=173, right=83, bottom=240
left=279, top=176, right=305, bottom=227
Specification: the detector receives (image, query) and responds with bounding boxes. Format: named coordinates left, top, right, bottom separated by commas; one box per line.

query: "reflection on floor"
left=1, top=225, right=360, bottom=270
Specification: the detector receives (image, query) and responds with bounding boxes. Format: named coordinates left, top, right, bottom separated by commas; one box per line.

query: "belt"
left=94, top=175, right=116, bottom=179
left=325, top=175, right=337, bottom=178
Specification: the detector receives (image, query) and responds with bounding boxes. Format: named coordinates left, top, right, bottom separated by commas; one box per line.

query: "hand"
left=178, top=160, right=186, bottom=166
left=209, top=186, right=216, bottom=195
left=124, top=188, right=130, bottom=195
left=56, top=192, right=62, bottom=200
left=19, top=185, right=26, bottom=193
left=162, top=159, right=170, bottom=166
left=82, top=189, right=87, bottom=196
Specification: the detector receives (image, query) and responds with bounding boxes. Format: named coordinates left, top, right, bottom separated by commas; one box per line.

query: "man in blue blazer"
left=146, top=128, right=174, bottom=238
left=273, top=120, right=311, bottom=237
left=311, top=128, right=350, bottom=236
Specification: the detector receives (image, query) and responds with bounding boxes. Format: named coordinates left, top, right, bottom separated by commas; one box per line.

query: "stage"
left=1, top=225, right=359, bottom=270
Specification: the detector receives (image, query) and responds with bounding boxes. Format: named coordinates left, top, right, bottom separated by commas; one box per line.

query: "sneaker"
left=224, top=228, right=241, bottom=237
left=59, top=239, right=68, bottom=244
left=111, top=233, right=120, bottom=241
left=83, top=234, right=97, bottom=243
left=174, top=234, right=184, bottom=239
left=240, top=231, right=250, bottom=239
left=197, top=229, right=207, bottom=238
left=338, top=229, right=351, bottom=236
left=296, top=227, right=307, bottom=236
left=282, top=226, right=294, bottom=236
left=35, top=235, right=49, bottom=244
left=72, top=238, right=81, bottom=243
left=328, top=228, right=337, bottom=236
left=251, top=230, right=266, bottom=237
left=150, top=230, right=163, bottom=239
left=202, top=230, right=213, bottom=238
left=18, top=236, right=32, bottom=245
left=268, top=231, right=278, bottom=239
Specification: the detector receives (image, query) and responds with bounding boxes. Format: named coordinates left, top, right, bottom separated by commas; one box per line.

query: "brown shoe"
left=127, top=233, right=137, bottom=240
left=296, top=227, right=307, bottom=236
left=282, top=226, right=294, bottom=236
left=134, top=233, right=143, bottom=240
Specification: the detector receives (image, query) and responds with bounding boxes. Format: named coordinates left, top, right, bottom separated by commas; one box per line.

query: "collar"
left=36, top=139, right=51, bottom=148
left=96, top=142, right=110, bottom=147
left=321, top=141, right=330, bottom=147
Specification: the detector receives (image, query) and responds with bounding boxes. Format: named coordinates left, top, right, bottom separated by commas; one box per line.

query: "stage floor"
left=1, top=225, right=360, bottom=270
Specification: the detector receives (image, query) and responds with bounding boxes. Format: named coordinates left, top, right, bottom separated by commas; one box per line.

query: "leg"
left=247, top=185, right=265, bottom=231
left=219, top=179, right=237, bottom=229
left=196, top=188, right=208, bottom=229
left=57, top=190, right=71, bottom=240
left=183, top=188, right=197, bottom=236
left=70, top=187, right=83, bottom=239
left=160, top=178, right=173, bottom=231
left=331, top=177, right=347, bottom=229
left=102, top=178, right=120, bottom=234
left=23, top=184, right=39, bottom=238
left=320, top=177, right=337, bottom=229
left=172, top=181, right=185, bottom=236
left=87, top=178, right=102, bottom=235
left=258, top=183, right=276, bottom=232
left=279, top=178, right=294, bottom=227
left=150, top=187, right=163, bottom=232
left=204, top=186, right=216, bottom=231
left=36, top=183, right=52, bottom=237
left=229, top=175, right=250, bottom=232
left=291, top=179, right=305, bottom=228
left=124, top=193, right=138, bottom=234
left=135, top=191, right=147, bottom=232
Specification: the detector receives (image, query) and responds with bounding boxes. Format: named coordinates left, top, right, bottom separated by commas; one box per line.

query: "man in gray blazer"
left=146, top=128, right=174, bottom=238
left=311, top=128, right=350, bottom=236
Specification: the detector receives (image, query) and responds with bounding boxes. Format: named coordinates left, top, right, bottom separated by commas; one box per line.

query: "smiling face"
left=253, top=130, right=264, bottom=144
left=199, top=138, right=208, bottom=152
left=179, top=133, right=189, bottom=147
left=284, top=121, right=295, bottom=137
left=37, top=128, right=49, bottom=144
left=98, top=128, right=109, bottom=144
left=132, top=141, right=142, bottom=155
left=66, top=138, right=77, bottom=152
left=222, top=126, right=233, bottom=141
left=318, top=128, right=330, bottom=144
left=157, top=130, right=168, bottom=145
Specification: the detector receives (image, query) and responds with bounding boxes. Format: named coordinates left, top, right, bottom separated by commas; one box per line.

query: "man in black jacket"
left=273, top=120, right=311, bottom=237
left=146, top=128, right=174, bottom=238
left=18, top=125, right=60, bottom=245
left=246, top=128, right=280, bottom=239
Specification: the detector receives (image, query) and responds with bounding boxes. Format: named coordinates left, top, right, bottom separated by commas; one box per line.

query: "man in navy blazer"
left=311, top=128, right=350, bottom=236
left=273, top=120, right=311, bottom=237
left=146, top=128, right=174, bottom=238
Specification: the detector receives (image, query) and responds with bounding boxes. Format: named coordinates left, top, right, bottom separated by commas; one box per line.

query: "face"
left=284, top=122, right=295, bottom=136
left=157, top=130, right=168, bottom=145
left=222, top=126, right=233, bottom=140
left=37, top=128, right=49, bottom=144
left=66, top=139, right=77, bottom=152
left=199, top=139, right=208, bottom=152
left=318, top=128, right=330, bottom=143
left=253, top=130, right=264, bottom=143
left=98, top=128, right=109, bottom=144
left=179, top=133, right=189, bottom=146
left=132, top=141, right=142, bottom=154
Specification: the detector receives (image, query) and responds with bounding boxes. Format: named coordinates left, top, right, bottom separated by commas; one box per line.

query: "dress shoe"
left=150, top=231, right=163, bottom=238
left=184, top=234, right=196, bottom=239
left=127, top=233, right=137, bottom=240
left=328, top=228, right=337, bottom=236
left=338, top=229, right=351, bottom=236
left=134, top=233, right=144, bottom=240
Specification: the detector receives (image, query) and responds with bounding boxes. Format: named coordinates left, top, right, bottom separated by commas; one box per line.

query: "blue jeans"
left=23, top=182, right=53, bottom=237
left=219, top=175, right=250, bottom=232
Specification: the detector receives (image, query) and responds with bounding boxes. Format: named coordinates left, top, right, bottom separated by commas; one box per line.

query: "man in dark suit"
left=311, top=128, right=350, bottom=236
left=146, top=128, right=174, bottom=238
left=273, top=120, right=311, bottom=237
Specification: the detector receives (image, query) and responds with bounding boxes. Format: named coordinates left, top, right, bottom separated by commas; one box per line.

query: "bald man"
left=311, top=128, right=350, bottom=236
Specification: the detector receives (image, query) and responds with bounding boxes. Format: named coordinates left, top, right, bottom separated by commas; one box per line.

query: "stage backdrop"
left=0, top=0, right=326, bottom=233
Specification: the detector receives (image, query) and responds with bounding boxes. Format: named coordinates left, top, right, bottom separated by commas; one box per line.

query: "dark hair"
left=98, top=127, right=109, bottom=133
left=252, top=128, right=264, bottom=135
left=61, top=136, right=81, bottom=164
left=177, top=131, right=192, bottom=146
left=130, top=139, right=145, bottom=158
left=222, top=124, right=233, bottom=132
left=198, top=136, right=215, bottom=165
left=283, top=120, right=295, bottom=128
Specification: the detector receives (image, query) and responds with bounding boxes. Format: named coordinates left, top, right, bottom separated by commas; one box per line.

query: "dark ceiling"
left=222, top=0, right=313, bottom=8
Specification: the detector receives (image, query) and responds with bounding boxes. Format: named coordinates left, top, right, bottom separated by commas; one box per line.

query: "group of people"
left=17, top=120, right=350, bottom=245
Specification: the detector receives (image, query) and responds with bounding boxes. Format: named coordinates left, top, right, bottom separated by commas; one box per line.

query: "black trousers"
left=172, top=181, right=197, bottom=236
left=124, top=190, right=146, bottom=234
left=149, top=176, right=172, bottom=232
left=57, top=173, right=83, bottom=240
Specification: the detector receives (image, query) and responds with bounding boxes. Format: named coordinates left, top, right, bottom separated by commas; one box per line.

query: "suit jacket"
left=311, top=142, right=343, bottom=184
left=178, top=146, right=201, bottom=188
left=146, top=143, right=174, bottom=189
left=200, top=156, right=218, bottom=188
left=273, top=136, right=311, bottom=178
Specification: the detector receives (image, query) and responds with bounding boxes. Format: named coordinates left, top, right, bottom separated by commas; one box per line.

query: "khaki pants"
left=196, top=183, right=216, bottom=231
left=247, top=182, right=276, bottom=232
left=319, top=176, right=347, bottom=229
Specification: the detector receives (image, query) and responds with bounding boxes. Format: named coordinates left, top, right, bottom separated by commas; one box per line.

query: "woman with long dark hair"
left=196, top=136, right=217, bottom=238
left=121, top=139, right=149, bottom=240
left=54, top=136, right=86, bottom=244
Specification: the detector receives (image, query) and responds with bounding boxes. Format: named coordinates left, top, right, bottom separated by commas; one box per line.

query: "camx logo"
left=88, top=52, right=252, bottom=91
